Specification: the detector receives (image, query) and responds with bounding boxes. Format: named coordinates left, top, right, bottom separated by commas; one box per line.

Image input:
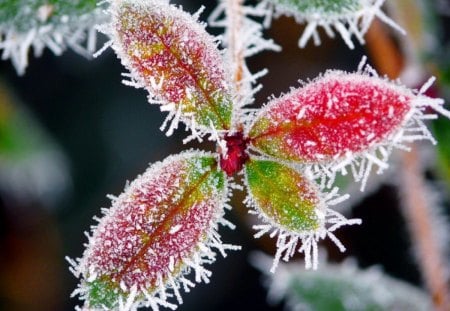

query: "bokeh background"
left=1, top=0, right=449, bottom=310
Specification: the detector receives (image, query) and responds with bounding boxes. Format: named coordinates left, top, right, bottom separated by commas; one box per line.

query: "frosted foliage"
left=259, top=0, right=405, bottom=49
left=104, top=0, right=233, bottom=136
left=252, top=252, right=434, bottom=311
left=244, top=160, right=361, bottom=271
left=249, top=72, right=413, bottom=161
left=248, top=60, right=449, bottom=190
left=53, top=0, right=450, bottom=309
left=0, top=0, right=105, bottom=75
left=69, top=151, right=239, bottom=311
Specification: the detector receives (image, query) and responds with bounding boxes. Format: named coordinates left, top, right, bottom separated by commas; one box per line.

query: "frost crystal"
left=259, top=0, right=405, bottom=49
left=69, top=151, right=239, bottom=310
left=0, top=1, right=105, bottom=75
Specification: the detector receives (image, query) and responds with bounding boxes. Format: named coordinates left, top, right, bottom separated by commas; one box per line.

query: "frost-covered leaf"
left=268, top=0, right=362, bottom=17
left=0, top=0, right=105, bottom=75
left=69, top=151, right=238, bottom=310
left=245, top=159, right=322, bottom=231
left=252, top=252, right=433, bottom=311
left=260, top=0, right=404, bottom=49
left=244, top=159, right=360, bottom=270
left=108, top=0, right=233, bottom=136
left=248, top=71, right=411, bottom=163
left=247, top=62, right=449, bottom=190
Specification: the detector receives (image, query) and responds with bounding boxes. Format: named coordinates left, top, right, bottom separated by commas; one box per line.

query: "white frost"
left=0, top=5, right=106, bottom=75
left=258, top=0, right=405, bottom=49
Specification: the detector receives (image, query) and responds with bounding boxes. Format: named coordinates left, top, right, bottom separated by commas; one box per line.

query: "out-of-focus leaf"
left=262, top=0, right=403, bottom=49
left=252, top=252, right=433, bottom=311
left=433, top=116, right=450, bottom=188
left=0, top=0, right=104, bottom=74
left=267, top=0, right=361, bottom=15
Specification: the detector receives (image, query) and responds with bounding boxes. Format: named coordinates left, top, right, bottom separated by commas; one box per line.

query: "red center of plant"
left=219, top=132, right=249, bottom=176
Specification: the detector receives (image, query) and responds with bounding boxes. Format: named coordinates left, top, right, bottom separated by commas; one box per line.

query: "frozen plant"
left=2, top=0, right=449, bottom=310
left=0, top=0, right=107, bottom=75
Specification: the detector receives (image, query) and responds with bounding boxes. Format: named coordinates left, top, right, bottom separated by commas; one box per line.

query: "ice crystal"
left=259, top=0, right=405, bottom=49
left=69, top=151, right=239, bottom=310
left=0, top=0, right=105, bottom=75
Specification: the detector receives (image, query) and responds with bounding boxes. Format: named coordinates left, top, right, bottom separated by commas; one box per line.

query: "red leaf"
left=248, top=71, right=413, bottom=163
left=73, top=152, right=232, bottom=309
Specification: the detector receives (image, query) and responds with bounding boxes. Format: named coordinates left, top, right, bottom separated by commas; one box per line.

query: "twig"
left=225, top=0, right=245, bottom=94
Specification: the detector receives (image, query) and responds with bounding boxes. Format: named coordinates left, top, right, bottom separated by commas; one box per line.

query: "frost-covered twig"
left=210, top=0, right=280, bottom=121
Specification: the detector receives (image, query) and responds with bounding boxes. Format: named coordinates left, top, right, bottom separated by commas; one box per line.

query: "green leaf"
left=245, top=159, right=322, bottom=232
left=0, top=0, right=97, bottom=29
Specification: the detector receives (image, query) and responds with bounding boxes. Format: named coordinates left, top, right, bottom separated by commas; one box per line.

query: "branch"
left=225, top=0, right=245, bottom=94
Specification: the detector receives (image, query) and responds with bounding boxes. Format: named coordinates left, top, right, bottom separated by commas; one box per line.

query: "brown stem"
left=225, top=0, right=245, bottom=99
left=365, top=19, right=450, bottom=311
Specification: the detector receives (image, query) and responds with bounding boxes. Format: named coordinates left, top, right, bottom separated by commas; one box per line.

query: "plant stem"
left=225, top=0, right=245, bottom=99
left=224, top=0, right=245, bottom=122
left=366, top=19, right=450, bottom=311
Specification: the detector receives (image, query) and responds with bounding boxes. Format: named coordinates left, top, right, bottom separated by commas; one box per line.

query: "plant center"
left=219, top=132, right=249, bottom=176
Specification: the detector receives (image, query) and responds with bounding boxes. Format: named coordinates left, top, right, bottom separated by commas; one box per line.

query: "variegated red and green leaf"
left=76, top=151, right=228, bottom=309
left=111, top=0, right=233, bottom=132
left=245, top=159, right=323, bottom=232
left=247, top=71, right=413, bottom=164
